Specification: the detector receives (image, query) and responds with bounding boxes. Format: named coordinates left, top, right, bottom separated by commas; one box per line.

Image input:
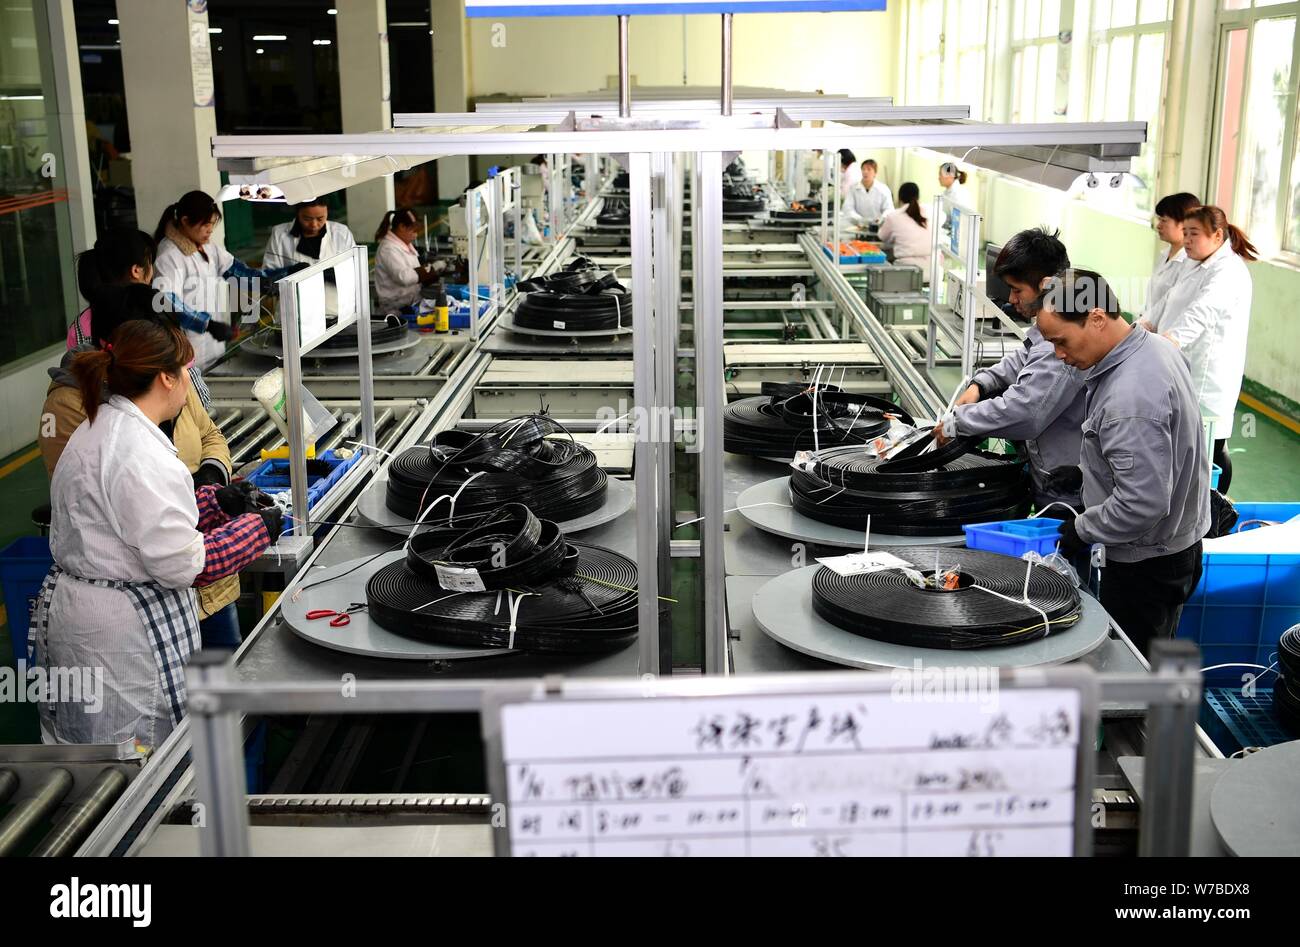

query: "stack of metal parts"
left=366, top=504, right=639, bottom=653
left=788, top=434, right=1030, bottom=535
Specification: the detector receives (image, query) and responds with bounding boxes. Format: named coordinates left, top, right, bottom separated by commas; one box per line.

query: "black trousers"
left=1213, top=438, right=1233, bottom=494
left=1100, top=541, right=1204, bottom=659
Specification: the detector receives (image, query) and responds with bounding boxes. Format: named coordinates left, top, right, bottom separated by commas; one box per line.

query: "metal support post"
left=279, top=276, right=311, bottom=538
left=960, top=206, right=982, bottom=383
left=549, top=152, right=562, bottom=241
left=696, top=151, right=727, bottom=674
left=927, top=195, right=943, bottom=374
left=721, top=14, right=733, bottom=116
left=652, top=152, right=677, bottom=673
left=618, top=16, right=631, bottom=118
left=629, top=152, right=660, bottom=676
left=1139, top=640, right=1202, bottom=857
left=355, top=246, right=377, bottom=453
left=819, top=148, right=832, bottom=246
left=466, top=189, right=480, bottom=339
left=187, top=653, right=250, bottom=856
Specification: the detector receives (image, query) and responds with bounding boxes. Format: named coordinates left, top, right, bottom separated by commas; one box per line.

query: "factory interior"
left=0, top=0, right=1298, bottom=870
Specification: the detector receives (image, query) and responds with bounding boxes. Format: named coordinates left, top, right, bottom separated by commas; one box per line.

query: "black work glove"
left=192, top=464, right=228, bottom=489
left=1058, top=518, right=1086, bottom=557
left=1042, top=465, right=1084, bottom=497
left=258, top=507, right=285, bottom=543
left=215, top=481, right=268, bottom=517
left=205, top=319, right=234, bottom=342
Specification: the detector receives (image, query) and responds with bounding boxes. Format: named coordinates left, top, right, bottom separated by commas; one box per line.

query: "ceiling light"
left=209, top=27, right=222, bottom=34
left=327, top=8, right=338, bottom=14
left=253, top=34, right=287, bottom=41
left=256, top=48, right=265, bottom=54
left=108, top=18, right=118, bottom=24
left=313, top=39, right=332, bottom=45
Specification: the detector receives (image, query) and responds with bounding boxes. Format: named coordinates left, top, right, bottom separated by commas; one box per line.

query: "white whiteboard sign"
left=489, top=675, right=1092, bottom=857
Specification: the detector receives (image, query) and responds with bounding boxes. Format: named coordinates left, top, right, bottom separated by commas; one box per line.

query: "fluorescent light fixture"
left=0, top=94, right=43, bottom=101
left=253, top=34, right=287, bottom=41
left=327, top=8, right=338, bottom=14
left=313, top=39, right=332, bottom=45
left=209, top=27, right=222, bottom=34
left=256, top=48, right=265, bottom=54
left=108, top=18, right=118, bottom=24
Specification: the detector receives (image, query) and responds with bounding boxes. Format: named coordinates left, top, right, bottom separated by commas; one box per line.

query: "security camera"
left=1109, top=174, right=1124, bottom=188
left=1085, top=173, right=1099, bottom=189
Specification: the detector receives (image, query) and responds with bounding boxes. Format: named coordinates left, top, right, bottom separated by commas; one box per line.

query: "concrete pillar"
left=432, top=0, right=471, bottom=199
left=32, top=0, right=94, bottom=309
left=338, top=0, right=395, bottom=239
left=118, top=0, right=222, bottom=244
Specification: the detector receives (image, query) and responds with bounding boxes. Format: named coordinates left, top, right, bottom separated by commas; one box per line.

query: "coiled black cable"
left=268, top=315, right=408, bottom=349
left=514, top=260, right=632, bottom=333
left=1274, top=624, right=1300, bottom=735
left=406, top=504, right=574, bottom=591
left=367, top=514, right=639, bottom=653
left=724, top=382, right=914, bottom=460
left=789, top=436, right=1030, bottom=535
left=811, top=545, right=1082, bottom=650
left=385, top=415, right=608, bottom=523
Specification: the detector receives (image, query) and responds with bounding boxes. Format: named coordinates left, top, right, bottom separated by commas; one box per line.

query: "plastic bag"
left=1022, top=549, right=1081, bottom=587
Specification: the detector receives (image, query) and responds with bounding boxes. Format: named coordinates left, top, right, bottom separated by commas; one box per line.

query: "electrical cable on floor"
left=724, top=380, right=914, bottom=460
left=385, top=414, right=608, bottom=523
left=1274, top=624, right=1300, bottom=735
left=788, top=434, right=1030, bottom=535
left=810, top=545, right=1082, bottom=650
left=513, top=258, right=632, bottom=333
left=365, top=503, right=640, bottom=654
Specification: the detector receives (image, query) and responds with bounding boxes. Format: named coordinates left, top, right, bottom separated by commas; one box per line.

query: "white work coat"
left=262, top=221, right=358, bottom=270
left=44, top=395, right=203, bottom=746
left=841, top=180, right=894, bottom=227
left=944, top=179, right=975, bottom=211
left=839, top=162, right=863, bottom=198
left=373, top=232, right=424, bottom=314
left=1159, top=239, right=1254, bottom=438
left=1140, top=246, right=1189, bottom=332
left=153, top=236, right=234, bottom=371
left=877, top=207, right=932, bottom=272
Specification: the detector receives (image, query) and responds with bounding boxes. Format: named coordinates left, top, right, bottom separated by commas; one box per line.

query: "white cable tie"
left=445, top=470, right=485, bottom=524
left=970, top=583, right=1051, bottom=638
left=412, top=591, right=467, bottom=612
left=494, top=590, right=503, bottom=616
left=863, top=514, right=870, bottom=554
left=347, top=440, right=395, bottom=459
left=673, top=500, right=792, bottom=529
left=1031, top=501, right=1081, bottom=520
left=613, top=293, right=623, bottom=331
left=1022, top=556, right=1033, bottom=602
left=1200, top=662, right=1280, bottom=676
left=506, top=590, right=538, bottom=650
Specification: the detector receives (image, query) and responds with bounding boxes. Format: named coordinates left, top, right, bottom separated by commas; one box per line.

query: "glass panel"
left=921, top=0, right=944, bottom=52
left=1105, top=34, right=1135, bottom=120
left=1138, top=0, right=1171, bottom=24
left=1012, top=0, right=1026, bottom=41
left=1040, top=0, right=1061, bottom=37
left=1093, top=0, right=1112, bottom=33
left=1223, top=0, right=1251, bottom=10
left=1215, top=28, right=1249, bottom=213
left=1111, top=0, right=1138, bottom=29
left=1239, top=16, right=1295, bottom=256
left=1090, top=40, right=1111, bottom=121
left=1038, top=43, right=1060, bottom=120
left=958, top=49, right=987, bottom=118
left=1131, top=33, right=1167, bottom=211
left=959, top=0, right=984, bottom=41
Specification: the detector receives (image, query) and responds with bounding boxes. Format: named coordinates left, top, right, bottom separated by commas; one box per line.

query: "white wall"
left=0, top=346, right=63, bottom=460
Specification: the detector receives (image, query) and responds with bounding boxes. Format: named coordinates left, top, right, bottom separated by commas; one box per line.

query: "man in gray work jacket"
left=1033, top=269, right=1210, bottom=657
left=934, top=227, right=1085, bottom=513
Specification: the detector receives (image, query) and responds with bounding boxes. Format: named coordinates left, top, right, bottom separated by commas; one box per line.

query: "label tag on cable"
left=553, top=320, right=566, bottom=330
left=790, top=450, right=815, bottom=473
left=816, top=551, right=913, bottom=577
left=434, top=564, right=487, bottom=593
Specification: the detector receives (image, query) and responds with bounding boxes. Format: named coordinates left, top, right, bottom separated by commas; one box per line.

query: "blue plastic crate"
left=963, top=518, right=1064, bottom=558
left=1199, top=687, right=1292, bottom=755
left=244, top=450, right=363, bottom=532
left=1177, top=500, right=1300, bottom=685
left=0, top=536, right=54, bottom=663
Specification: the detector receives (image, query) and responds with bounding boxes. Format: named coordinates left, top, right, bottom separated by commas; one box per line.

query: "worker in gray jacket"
left=1033, top=268, right=1210, bottom=657
left=935, top=227, right=1085, bottom=512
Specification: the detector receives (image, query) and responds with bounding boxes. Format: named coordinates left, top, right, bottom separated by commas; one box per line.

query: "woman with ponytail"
left=939, top=161, right=975, bottom=211
left=152, top=190, right=305, bottom=371
left=877, top=182, right=932, bottom=273
left=32, top=317, right=282, bottom=748
left=1157, top=205, right=1257, bottom=493
left=373, top=207, right=440, bottom=314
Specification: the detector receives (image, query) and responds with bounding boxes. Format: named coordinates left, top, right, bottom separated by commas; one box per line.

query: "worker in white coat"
left=373, top=208, right=443, bottom=314
left=939, top=162, right=975, bottom=211
left=1156, top=204, right=1257, bottom=495
left=30, top=314, right=281, bottom=748
left=1138, top=192, right=1200, bottom=333
left=262, top=198, right=358, bottom=270
left=152, top=191, right=303, bottom=371
left=877, top=182, right=931, bottom=272
left=841, top=159, right=894, bottom=229
left=838, top=149, right=862, bottom=197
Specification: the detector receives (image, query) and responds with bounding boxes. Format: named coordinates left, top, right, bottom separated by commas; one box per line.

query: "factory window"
left=902, top=0, right=991, bottom=119
left=1210, top=2, right=1300, bottom=259
left=1084, top=0, right=1174, bottom=213
left=1008, top=0, right=1064, bottom=124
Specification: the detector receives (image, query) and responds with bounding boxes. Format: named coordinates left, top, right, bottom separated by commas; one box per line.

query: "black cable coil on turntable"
left=513, top=258, right=632, bottom=333
left=724, top=381, right=915, bottom=460
left=385, top=414, right=608, bottom=523
left=722, top=180, right=768, bottom=217
left=1273, top=624, right=1300, bottom=735
left=366, top=504, right=639, bottom=653
left=596, top=196, right=630, bottom=226
left=811, top=545, right=1082, bottom=650
left=789, top=434, right=1030, bottom=535
left=268, top=314, right=408, bottom=350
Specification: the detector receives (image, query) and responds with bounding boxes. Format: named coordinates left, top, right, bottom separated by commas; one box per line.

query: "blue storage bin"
left=0, top=536, right=54, bottom=663
left=1199, top=687, right=1292, bottom=754
left=1176, top=500, right=1300, bottom=685
left=963, top=518, right=1064, bottom=558
left=244, top=450, right=363, bottom=532
left=1211, top=464, right=1222, bottom=490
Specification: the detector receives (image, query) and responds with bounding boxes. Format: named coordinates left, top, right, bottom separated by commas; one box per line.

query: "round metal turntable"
left=283, top=553, right=515, bottom=661
left=499, top=314, right=632, bottom=339
left=735, top=476, right=967, bottom=549
left=1210, top=740, right=1300, bottom=856
left=751, top=565, right=1111, bottom=670
left=356, top=473, right=634, bottom=536
left=240, top=328, right=425, bottom=361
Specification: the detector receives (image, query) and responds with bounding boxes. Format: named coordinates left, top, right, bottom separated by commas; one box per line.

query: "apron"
left=29, top=564, right=201, bottom=750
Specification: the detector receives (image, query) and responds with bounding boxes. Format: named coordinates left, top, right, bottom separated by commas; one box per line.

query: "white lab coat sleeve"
left=213, top=241, right=235, bottom=278
left=107, top=458, right=205, bottom=589
left=877, top=214, right=897, bottom=251
left=840, top=189, right=866, bottom=227
left=334, top=225, right=358, bottom=253
left=1163, top=266, right=1236, bottom=350
left=262, top=226, right=294, bottom=270
left=151, top=250, right=185, bottom=300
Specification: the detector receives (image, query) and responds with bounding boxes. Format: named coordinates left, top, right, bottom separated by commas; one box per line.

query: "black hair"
left=88, top=284, right=174, bottom=346
left=376, top=208, right=419, bottom=243
left=838, top=148, right=856, bottom=168
left=1153, top=192, right=1201, bottom=222
left=862, top=158, right=878, bottom=170
left=940, top=162, right=968, bottom=185
left=897, top=182, right=926, bottom=229
left=530, top=154, right=547, bottom=166
left=994, top=226, right=1071, bottom=286
left=155, top=190, right=221, bottom=244
left=1032, top=268, right=1123, bottom=323
left=72, top=319, right=193, bottom=425
left=289, top=199, right=330, bottom=237
left=77, top=230, right=157, bottom=305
